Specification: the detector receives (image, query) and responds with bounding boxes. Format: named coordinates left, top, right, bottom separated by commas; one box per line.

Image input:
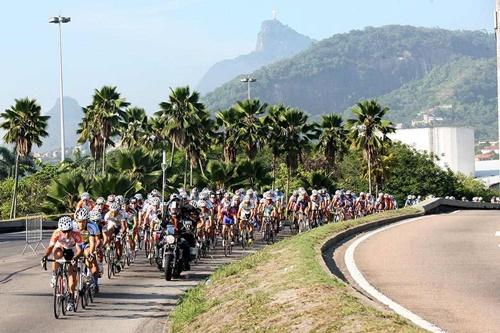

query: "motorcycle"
left=160, top=224, right=181, bottom=281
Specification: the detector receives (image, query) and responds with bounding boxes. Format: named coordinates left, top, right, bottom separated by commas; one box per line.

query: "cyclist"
left=126, top=198, right=140, bottom=256
left=76, top=192, right=95, bottom=211
left=74, top=208, right=101, bottom=291
left=89, top=209, right=105, bottom=277
left=220, top=200, right=238, bottom=246
left=103, top=202, right=126, bottom=270
left=41, top=216, right=84, bottom=312
left=238, top=196, right=255, bottom=244
left=309, top=190, right=322, bottom=227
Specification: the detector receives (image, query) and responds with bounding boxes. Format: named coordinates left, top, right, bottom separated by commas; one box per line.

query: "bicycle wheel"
left=241, top=229, right=247, bottom=250
left=144, top=233, right=150, bottom=258
left=223, top=235, right=229, bottom=257
left=53, top=274, right=63, bottom=319
left=80, top=284, right=86, bottom=310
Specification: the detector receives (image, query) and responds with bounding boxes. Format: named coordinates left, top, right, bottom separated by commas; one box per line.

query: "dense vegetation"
left=204, top=25, right=496, bottom=139
left=0, top=84, right=495, bottom=219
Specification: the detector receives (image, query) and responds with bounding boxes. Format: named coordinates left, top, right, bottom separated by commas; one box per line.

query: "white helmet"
left=58, top=216, right=73, bottom=231
left=198, top=200, right=207, bottom=208
left=134, top=193, right=144, bottom=201
left=96, top=197, right=105, bottom=205
left=75, top=208, right=89, bottom=221
left=109, top=202, right=120, bottom=211
left=116, top=195, right=124, bottom=205
left=89, top=210, right=101, bottom=222
left=152, top=197, right=161, bottom=206
left=81, top=192, right=91, bottom=200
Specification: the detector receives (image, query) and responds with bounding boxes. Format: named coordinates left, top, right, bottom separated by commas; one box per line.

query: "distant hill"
left=35, top=97, right=83, bottom=153
left=196, top=19, right=314, bottom=94
left=375, top=56, right=496, bottom=140
left=204, top=26, right=495, bottom=138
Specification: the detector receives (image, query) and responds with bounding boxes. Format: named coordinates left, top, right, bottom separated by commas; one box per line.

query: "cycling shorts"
left=79, top=243, right=89, bottom=251
left=223, top=216, right=234, bottom=225
left=62, top=248, right=74, bottom=261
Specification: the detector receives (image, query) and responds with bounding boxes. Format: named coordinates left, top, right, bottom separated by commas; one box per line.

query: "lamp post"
left=161, top=150, right=168, bottom=217
left=49, top=15, right=71, bottom=162
left=495, top=0, right=500, bottom=179
left=240, top=77, right=256, bottom=100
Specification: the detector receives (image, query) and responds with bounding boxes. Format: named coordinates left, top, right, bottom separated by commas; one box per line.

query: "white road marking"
left=449, top=210, right=461, bottom=215
left=345, top=216, right=446, bottom=333
left=495, top=231, right=500, bottom=237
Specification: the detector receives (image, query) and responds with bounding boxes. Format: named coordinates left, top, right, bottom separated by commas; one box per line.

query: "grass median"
left=168, top=207, right=426, bottom=333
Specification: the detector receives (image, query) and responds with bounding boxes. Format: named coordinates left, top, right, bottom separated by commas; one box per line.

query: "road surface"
left=0, top=230, right=280, bottom=333
left=345, top=211, right=500, bottom=333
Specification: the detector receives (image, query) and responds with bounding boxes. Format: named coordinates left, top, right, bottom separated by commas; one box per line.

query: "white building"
left=389, top=127, right=475, bottom=177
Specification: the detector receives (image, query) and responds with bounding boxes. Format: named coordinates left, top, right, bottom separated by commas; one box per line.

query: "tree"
left=345, top=99, right=395, bottom=194
left=77, top=106, right=103, bottom=175
left=156, top=86, right=204, bottom=167
left=316, top=114, right=347, bottom=176
left=264, top=104, right=287, bottom=187
left=119, top=107, right=148, bottom=149
left=215, top=108, right=242, bottom=163
left=107, top=148, right=162, bottom=191
left=276, top=107, right=319, bottom=197
left=0, top=98, right=49, bottom=218
left=232, top=99, right=267, bottom=160
left=90, top=86, right=130, bottom=173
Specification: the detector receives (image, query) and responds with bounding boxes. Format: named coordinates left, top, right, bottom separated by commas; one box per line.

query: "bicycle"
left=261, top=215, right=274, bottom=244
left=105, top=239, right=117, bottom=279
left=240, top=219, right=250, bottom=250
left=42, top=258, right=73, bottom=319
left=297, top=211, right=308, bottom=233
left=76, top=257, right=95, bottom=309
left=222, top=224, right=233, bottom=257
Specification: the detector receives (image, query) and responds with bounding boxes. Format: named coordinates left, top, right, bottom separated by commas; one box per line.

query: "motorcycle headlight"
left=166, top=235, right=176, bottom=245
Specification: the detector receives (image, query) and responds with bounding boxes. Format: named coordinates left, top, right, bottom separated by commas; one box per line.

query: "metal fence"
left=22, top=214, right=46, bottom=255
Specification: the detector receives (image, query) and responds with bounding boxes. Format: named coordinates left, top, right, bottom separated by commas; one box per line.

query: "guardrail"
left=0, top=213, right=67, bottom=234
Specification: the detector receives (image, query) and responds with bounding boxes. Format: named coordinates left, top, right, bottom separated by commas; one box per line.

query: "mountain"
left=35, top=97, right=83, bottom=152
left=196, top=19, right=314, bottom=94
left=376, top=56, right=496, bottom=140
left=204, top=26, right=495, bottom=126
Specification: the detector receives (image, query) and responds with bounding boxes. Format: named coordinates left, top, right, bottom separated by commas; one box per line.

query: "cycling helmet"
left=75, top=208, right=89, bottom=221
left=109, top=202, right=120, bottom=211
left=107, top=194, right=116, bottom=203
left=134, top=193, right=144, bottom=201
left=129, top=198, right=137, bottom=204
left=292, top=190, right=298, bottom=196
left=198, top=200, right=207, bottom=208
left=116, top=195, right=124, bottom=205
left=89, top=210, right=101, bottom=222
left=151, top=197, right=161, bottom=206
left=96, top=197, right=105, bottom=205
left=58, top=216, right=73, bottom=231
left=170, top=193, right=179, bottom=200
left=243, top=195, right=251, bottom=203
left=151, top=189, right=160, bottom=197
left=81, top=192, right=91, bottom=200
left=246, top=189, right=253, bottom=196
left=264, top=192, right=273, bottom=199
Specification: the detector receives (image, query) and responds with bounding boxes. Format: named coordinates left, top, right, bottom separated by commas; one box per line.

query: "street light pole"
left=240, top=77, right=256, bottom=99
left=161, top=150, right=168, bottom=217
left=496, top=1, right=500, bottom=177
left=49, top=16, right=71, bottom=162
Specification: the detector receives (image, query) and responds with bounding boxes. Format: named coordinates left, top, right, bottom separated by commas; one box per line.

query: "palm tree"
left=156, top=86, right=204, bottom=168
left=44, top=170, right=91, bottom=213
left=264, top=104, right=287, bottom=186
left=119, top=107, right=148, bottom=149
left=316, top=114, right=348, bottom=176
left=91, top=86, right=130, bottom=173
left=107, top=148, right=162, bottom=191
left=0, top=98, right=49, bottom=218
left=77, top=106, right=103, bottom=175
left=276, top=107, right=319, bottom=197
left=345, top=100, right=395, bottom=194
left=185, top=109, right=214, bottom=185
left=232, top=99, right=267, bottom=160
left=215, top=108, right=242, bottom=163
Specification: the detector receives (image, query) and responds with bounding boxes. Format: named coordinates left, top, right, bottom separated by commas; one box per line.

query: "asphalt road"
left=0, top=230, right=282, bottom=333
left=350, top=211, right=500, bottom=333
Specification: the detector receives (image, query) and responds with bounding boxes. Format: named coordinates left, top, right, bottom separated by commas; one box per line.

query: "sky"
left=0, top=0, right=494, bottom=115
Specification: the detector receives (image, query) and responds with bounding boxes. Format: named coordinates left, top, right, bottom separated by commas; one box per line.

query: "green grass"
left=168, top=207, right=426, bottom=333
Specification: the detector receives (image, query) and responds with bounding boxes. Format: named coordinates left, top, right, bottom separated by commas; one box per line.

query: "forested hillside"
left=204, top=25, right=496, bottom=139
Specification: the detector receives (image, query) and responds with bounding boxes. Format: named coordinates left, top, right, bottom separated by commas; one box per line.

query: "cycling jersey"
left=49, top=229, right=83, bottom=249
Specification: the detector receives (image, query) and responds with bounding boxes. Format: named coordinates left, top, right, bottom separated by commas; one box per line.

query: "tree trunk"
left=190, top=161, right=193, bottom=187
left=286, top=165, right=290, bottom=203
left=198, top=159, right=207, bottom=178
left=183, top=152, right=188, bottom=188
left=10, top=152, right=20, bottom=219
left=169, top=141, right=175, bottom=167
left=367, top=148, right=372, bottom=194
left=102, top=137, right=107, bottom=175
left=93, top=159, right=97, bottom=177
left=272, top=156, right=276, bottom=190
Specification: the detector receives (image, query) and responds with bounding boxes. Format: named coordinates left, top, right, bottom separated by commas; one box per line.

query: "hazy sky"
left=0, top=0, right=493, bottom=114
